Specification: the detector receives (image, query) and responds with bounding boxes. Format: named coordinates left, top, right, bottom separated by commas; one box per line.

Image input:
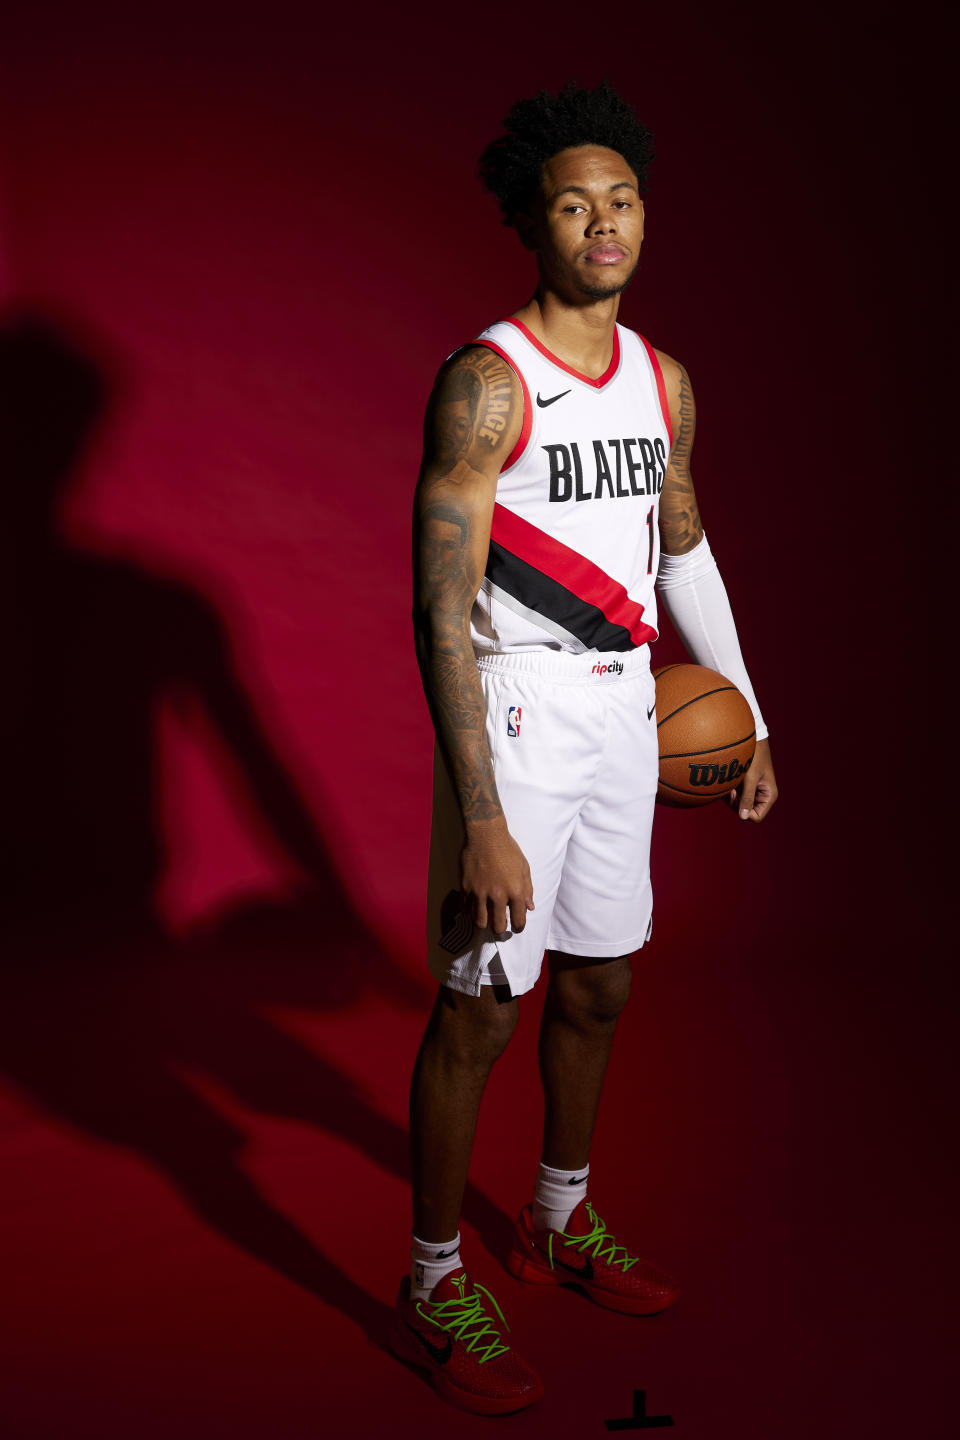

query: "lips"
left=584, top=244, right=626, bottom=264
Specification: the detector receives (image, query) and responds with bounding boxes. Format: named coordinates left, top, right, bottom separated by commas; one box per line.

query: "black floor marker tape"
left=605, top=1388, right=675, bottom=1431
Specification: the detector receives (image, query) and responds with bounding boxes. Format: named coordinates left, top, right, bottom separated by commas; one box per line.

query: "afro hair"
left=478, top=80, right=655, bottom=227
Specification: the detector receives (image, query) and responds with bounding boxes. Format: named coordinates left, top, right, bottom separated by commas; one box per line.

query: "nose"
left=586, top=207, right=616, bottom=235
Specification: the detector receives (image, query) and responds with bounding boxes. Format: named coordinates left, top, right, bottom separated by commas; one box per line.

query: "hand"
left=460, top=819, right=535, bottom=936
left=727, top=737, right=778, bottom=823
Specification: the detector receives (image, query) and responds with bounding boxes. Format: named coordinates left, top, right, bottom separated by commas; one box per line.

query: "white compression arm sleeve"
left=655, top=534, right=768, bottom=741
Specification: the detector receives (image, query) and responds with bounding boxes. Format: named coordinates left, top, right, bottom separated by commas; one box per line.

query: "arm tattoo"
left=413, top=350, right=521, bottom=824
left=415, top=500, right=502, bottom=821
left=428, top=347, right=518, bottom=481
left=671, top=364, right=695, bottom=470
left=659, top=362, right=704, bottom=555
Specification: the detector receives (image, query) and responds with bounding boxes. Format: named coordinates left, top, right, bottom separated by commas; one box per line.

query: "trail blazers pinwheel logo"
left=438, top=889, right=473, bottom=955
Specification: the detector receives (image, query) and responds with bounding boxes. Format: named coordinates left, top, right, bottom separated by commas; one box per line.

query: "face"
left=422, top=513, right=465, bottom=584
left=522, top=144, right=645, bottom=302
left=436, top=398, right=474, bottom=464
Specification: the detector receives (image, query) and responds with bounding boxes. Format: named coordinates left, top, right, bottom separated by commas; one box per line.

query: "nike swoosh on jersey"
left=536, top=389, right=571, bottom=407
left=647, top=703, right=656, bottom=720
left=403, top=1319, right=453, bottom=1365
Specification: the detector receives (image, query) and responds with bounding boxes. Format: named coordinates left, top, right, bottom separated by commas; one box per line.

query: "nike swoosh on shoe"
left=403, top=1319, right=453, bottom=1365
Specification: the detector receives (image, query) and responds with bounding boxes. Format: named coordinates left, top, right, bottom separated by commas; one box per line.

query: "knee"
left=432, top=987, right=519, bottom=1070
left=548, top=955, right=632, bottom=1028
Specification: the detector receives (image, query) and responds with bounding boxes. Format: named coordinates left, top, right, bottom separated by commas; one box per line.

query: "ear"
left=637, top=197, right=645, bottom=243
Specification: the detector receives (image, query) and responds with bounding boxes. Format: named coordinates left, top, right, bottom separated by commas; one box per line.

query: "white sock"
left=409, top=1231, right=462, bottom=1301
left=532, top=1161, right=589, bottom=1233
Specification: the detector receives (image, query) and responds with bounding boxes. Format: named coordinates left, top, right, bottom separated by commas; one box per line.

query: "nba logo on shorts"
left=507, top=705, right=522, bottom=738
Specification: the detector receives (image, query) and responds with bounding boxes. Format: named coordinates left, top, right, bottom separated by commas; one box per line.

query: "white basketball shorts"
left=427, top=646, right=658, bottom=999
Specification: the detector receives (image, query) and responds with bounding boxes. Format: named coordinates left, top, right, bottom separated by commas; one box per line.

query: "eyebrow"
left=549, top=180, right=638, bottom=202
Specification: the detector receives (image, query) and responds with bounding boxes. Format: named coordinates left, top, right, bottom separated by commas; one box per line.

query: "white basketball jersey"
left=469, top=318, right=673, bottom=654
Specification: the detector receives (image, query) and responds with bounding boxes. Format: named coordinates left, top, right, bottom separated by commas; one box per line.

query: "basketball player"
left=391, top=82, right=778, bottom=1415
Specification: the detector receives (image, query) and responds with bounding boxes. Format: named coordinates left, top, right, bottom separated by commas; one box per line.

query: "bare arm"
left=413, top=346, right=534, bottom=929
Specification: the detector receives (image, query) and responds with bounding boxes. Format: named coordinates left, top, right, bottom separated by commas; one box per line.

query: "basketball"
left=653, top=664, right=756, bottom=807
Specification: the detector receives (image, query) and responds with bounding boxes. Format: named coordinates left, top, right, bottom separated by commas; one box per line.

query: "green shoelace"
left=547, top=1200, right=640, bottom=1273
left=416, top=1274, right=511, bottom=1362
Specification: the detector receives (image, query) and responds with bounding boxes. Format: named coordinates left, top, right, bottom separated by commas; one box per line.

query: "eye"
left=612, top=200, right=631, bottom=209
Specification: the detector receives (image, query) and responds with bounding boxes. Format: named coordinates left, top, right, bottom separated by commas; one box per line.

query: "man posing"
left=391, top=82, right=778, bottom=1415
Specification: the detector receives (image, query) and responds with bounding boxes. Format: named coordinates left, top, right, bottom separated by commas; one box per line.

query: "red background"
left=0, top=3, right=951, bottom=1436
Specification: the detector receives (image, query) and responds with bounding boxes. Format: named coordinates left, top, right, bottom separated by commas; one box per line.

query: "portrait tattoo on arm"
left=417, top=497, right=502, bottom=820
left=429, top=347, right=518, bottom=481
left=659, top=362, right=704, bottom=555
left=435, top=370, right=482, bottom=476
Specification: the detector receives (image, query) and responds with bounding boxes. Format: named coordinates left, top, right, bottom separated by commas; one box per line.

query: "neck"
left=512, top=287, right=621, bottom=380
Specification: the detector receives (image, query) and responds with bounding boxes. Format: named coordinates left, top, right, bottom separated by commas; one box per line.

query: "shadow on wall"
left=0, top=309, right=510, bottom=1346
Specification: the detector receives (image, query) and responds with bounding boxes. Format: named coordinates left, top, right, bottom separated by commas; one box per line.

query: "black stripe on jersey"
left=486, top=540, right=635, bottom=653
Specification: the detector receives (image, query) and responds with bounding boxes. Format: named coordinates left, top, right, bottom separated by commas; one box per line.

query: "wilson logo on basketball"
left=687, top=757, right=752, bottom=787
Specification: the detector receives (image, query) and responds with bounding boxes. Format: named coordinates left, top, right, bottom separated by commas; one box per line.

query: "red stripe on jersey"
left=474, top=339, right=532, bottom=471
left=502, top=318, right=621, bottom=389
left=637, top=334, right=673, bottom=449
left=490, top=503, right=655, bottom=647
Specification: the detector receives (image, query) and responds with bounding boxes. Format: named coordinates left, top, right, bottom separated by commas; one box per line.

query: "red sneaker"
left=389, top=1267, right=544, bottom=1415
left=507, top=1199, right=680, bottom=1315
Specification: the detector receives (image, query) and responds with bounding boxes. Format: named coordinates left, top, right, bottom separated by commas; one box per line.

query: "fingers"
left=750, top=779, right=778, bottom=822
left=737, top=776, right=778, bottom=823
left=465, top=891, right=513, bottom=935
left=738, top=770, right=759, bottom=821
left=487, top=893, right=524, bottom=936
left=509, top=869, right=535, bottom=933
left=469, top=889, right=534, bottom=937
left=737, top=739, right=778, bottom=823
left=461, top=840, right=534, bottom=937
